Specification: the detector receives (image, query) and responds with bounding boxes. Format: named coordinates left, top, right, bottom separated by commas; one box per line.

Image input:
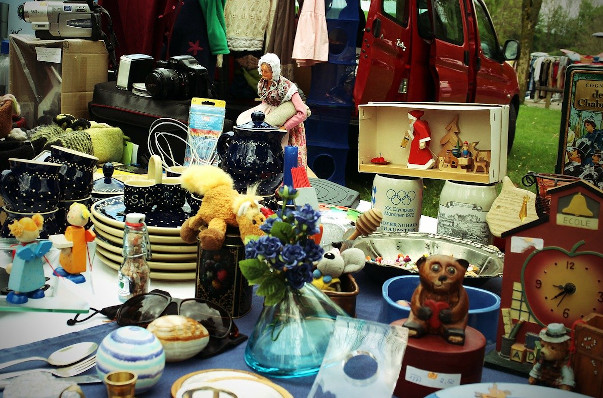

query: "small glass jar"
left=118, top=213, right=151, bottom=302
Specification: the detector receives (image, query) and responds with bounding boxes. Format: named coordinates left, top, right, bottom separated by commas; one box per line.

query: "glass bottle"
left=118, top=213, right=151, bottom=302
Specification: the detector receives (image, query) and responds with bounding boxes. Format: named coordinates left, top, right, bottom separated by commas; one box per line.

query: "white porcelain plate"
left=97, top=251, right=196, bottom=281
left=425, top=383, right=590, bottom=398
left=93, top=225, right=197, bottom=252
left=95, top=246, right=197, bottom=271
left=95, top=233, right=197, bottom=261
left=91, top=214, right=194, bottom=245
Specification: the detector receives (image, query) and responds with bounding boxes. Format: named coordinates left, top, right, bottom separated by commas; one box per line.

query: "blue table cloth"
left=0, top=271, right=527, bottom=397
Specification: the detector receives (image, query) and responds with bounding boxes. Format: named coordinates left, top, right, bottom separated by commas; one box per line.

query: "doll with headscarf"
left=236, top=53, right=308, bottom=168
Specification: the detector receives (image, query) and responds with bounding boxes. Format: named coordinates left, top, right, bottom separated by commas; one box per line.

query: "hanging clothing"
left=224, top=0, right=271, bottom=51
left=265, top=0, right=297, bottom=79
left=198, top=0, right=229, bottom=55
left=292, top=0, right=329, bottom=67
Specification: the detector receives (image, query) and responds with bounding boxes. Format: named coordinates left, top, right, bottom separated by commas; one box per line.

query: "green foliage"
left=484, top=0, right=602, bottom=55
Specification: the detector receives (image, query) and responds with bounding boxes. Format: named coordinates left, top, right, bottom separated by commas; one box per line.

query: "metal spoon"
left=0, top=342, right=98, bottom=371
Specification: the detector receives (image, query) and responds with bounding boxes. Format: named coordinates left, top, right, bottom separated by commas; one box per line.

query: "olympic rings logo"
left=386, top=189, right=416, bottom=206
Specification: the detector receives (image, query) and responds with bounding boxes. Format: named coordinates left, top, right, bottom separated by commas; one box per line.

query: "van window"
left=383, top=0, right=409, bottom=26
left=417, top=0, right=433, bottom=39
left=432, top=0, right=464, bottom=45
left=473, top=0, right=502, bottom=61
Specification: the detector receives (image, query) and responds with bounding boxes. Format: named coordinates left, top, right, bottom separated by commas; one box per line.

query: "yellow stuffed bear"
left=179, top=165, right=265, bottom=250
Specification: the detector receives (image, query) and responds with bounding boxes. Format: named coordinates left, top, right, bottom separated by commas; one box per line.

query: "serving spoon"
left=0, top=341, right=97, bottom=371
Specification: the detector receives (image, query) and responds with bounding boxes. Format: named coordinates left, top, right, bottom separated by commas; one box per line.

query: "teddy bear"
left=5, top=214, right=53, bottom=304
left=402, top=254, right=469, bottom=345
left=312, top=247, right=365, bottom=292
left=528, top=323, right=575, bottom=391
left=179, top=165, right=266, bottom=250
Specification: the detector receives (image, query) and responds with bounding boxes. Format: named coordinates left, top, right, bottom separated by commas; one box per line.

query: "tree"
left=517, top=0, right=544, bottom=104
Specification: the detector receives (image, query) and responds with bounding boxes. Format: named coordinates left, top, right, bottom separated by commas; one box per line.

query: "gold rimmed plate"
left=95, top=246, right=197, bottom=271
left=93, top=225, right=197, bottom=252
left=95, top=234, right=197, bottom=262
left=171, top=369, right=292, bottom=398
left=91, top=196, right=191, bottom=236
left=97, top=251, right=197, bottom=281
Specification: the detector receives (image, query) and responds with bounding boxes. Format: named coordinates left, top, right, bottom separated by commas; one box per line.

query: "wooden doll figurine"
left=404, top=110, right=435, bottom=169
left=402, top=255, right=470, bottom=345
left=50, top=203, right=95, bottom=284
left=5, top=214, right=53, bottom=304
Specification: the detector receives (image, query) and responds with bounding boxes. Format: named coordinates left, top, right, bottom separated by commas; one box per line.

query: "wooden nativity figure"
left=5, top=214, right=53, bottom=304
left=403, top=110, right=435, bottom=169
left=402, top=254, right=470, bottom=345
left=236, top=52, right=309, bottom=168
left=50, top=203, right=95, bottom=284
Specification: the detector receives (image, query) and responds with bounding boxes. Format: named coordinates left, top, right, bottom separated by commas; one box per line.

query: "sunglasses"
left=67, top=290, right=247, bottom=358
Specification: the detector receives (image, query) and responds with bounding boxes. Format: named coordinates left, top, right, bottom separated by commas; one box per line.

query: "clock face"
left=521, top=246, right=603, bottom=327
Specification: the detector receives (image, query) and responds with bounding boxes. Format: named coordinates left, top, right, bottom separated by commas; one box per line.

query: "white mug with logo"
left=371, top=174, right=423, bottom=233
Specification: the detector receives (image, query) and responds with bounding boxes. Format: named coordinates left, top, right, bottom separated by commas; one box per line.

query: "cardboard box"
left=358, top=102, right=509, bottom=183
left=9, top=34, right=108, bottom=126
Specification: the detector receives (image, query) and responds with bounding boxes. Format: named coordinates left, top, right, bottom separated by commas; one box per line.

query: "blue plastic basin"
left=381, top=275, right=501, bottom=344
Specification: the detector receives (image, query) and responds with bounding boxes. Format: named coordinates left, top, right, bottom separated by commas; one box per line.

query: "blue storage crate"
left=325, top=0, right=360, bottom=20
left=308, top=63, right=356, bottom=106
left=327, top=19, right=358, bottom=64
left=307, top=144, right=348, bottom=186
left=305, top=105, right=353, bottom=148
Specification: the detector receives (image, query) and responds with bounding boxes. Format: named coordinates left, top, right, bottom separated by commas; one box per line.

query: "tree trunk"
left=517, top=0, right=543, bottom=104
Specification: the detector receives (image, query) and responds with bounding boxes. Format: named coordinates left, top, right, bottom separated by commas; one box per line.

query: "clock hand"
left=551, top=290, right=567, bottom=300
left=557, top=292, right=568, bottom=307
left=552, top=284, right=565, bottom=290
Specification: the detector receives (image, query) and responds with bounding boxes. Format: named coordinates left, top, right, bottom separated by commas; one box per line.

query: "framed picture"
left=556, top=64, right=603, bottom=190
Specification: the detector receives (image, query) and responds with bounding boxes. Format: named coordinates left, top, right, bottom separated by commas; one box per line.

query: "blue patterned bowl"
left=96, top=326, right=165, bottom=393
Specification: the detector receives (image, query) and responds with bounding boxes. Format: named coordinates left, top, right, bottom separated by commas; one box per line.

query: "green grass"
left=347, top=105, right=562, bottom=217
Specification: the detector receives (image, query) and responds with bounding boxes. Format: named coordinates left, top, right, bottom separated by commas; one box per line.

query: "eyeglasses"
left=114, top=291, right=234, bottom=339
left=67, top=290, right=247, bottom=358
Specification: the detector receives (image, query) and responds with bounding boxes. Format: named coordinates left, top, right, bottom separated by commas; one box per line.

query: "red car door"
left=353, top=0, right=412, bottom=106
left=429, top=0, right=474, bottom=102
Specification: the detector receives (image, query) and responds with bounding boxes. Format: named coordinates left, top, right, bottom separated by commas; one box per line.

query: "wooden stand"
left=391, top=319, right=486, bottom=398
left=573, top=313, right=603, bottom=398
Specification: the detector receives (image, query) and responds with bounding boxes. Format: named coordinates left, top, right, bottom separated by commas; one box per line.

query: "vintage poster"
left=557, top=64, right=603, bottom=189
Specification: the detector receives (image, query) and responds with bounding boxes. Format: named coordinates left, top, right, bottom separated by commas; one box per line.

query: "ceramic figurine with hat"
left=402, top=254, right=470, bottom=345
left=49, top=203, right=96, bottom=284
left=402, top=110, right=435, bottom=169
left=5, top=214, right=53, bottom=304
left=528, top=323, right=575, bottom=391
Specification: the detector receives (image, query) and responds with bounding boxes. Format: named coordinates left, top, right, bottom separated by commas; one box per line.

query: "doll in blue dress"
left=5, top=214, right=53, bottom=304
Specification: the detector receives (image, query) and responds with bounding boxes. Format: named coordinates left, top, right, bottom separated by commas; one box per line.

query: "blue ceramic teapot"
left=217, top=111, right=286, bottom=196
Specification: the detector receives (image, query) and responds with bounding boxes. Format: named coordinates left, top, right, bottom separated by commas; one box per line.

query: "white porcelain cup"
left=371, top=174, right=423, bottom=233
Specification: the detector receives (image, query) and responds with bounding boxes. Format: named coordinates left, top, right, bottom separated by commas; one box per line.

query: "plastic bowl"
left=381, top=275, right=501, bottom=344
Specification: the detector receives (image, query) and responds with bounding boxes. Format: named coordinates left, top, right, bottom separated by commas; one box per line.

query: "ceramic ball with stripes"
left=96, top=325, right=166, bottom=393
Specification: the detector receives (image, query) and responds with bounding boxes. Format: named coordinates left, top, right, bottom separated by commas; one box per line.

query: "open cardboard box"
left=9, top=34, right=108, bottom=126
left=358, top=102, right=509, bottom=183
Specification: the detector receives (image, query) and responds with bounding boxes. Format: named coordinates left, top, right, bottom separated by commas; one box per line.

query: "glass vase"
left=244, top=282, right=348, bottom=378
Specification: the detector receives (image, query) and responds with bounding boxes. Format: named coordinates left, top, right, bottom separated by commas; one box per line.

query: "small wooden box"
left=510, top=343, right=526, bottom=363
left=358, top=102, right=508, bottom=183
left=573, top=313, right=603, bottom=398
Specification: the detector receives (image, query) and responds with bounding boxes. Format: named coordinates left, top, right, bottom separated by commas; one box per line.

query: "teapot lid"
left=236, top=110, right=278, bottom=131
left=92, top=163, right=125, bottom=194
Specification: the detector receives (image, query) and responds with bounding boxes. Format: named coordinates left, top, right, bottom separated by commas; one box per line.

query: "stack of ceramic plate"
left=91, top=196, right=198, bottom=280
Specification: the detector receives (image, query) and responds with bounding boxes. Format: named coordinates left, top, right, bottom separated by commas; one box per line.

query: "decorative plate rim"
left=95, top=234, right=197, bottom=262
left=97, top=251, right=197, bottom=280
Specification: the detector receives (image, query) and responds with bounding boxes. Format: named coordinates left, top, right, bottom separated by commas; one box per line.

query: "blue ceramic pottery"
left=217, top=111, right=286, bottom=196
left=0, top=158, right=62, bottom=213
left=1, top=207, right=60, bottom=239
left=48, top=145, right=98, bottom=200
left=96, top=326, right=165, bottom=394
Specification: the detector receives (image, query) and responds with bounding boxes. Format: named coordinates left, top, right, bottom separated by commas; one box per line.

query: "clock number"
left=563, top=308, right=570, bottom=318
left=598, top=291, right=603, bottom=303
left=566, top=261, right=575, bottom=270
left=535, top=279, right=542, bottom=289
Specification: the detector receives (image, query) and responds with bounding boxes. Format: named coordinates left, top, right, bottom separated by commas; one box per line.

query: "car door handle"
left=396, top=39, right=406, bottom=51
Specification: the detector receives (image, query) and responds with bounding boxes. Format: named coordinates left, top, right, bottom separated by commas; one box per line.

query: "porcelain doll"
left=5, top=214, right=53, bottom=304
left=404, top=110, right=435, bottom=169
left=236, top=53, right=308, bottom=168
left=50, top=203, right=95, bottom=284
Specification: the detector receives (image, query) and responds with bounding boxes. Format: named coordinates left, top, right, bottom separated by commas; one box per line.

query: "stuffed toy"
left=312, top=247, right=365, bottom=292
left=0, top=94, right=21, bottom=139
left=402, top=254, right=469, bottom=345
left=528, top=323, right=575, bottom=391
left=179, top=165, right=266, bottom=250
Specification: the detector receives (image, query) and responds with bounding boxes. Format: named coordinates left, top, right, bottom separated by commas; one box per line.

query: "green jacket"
left=198, top=0, right=230, bottom=55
